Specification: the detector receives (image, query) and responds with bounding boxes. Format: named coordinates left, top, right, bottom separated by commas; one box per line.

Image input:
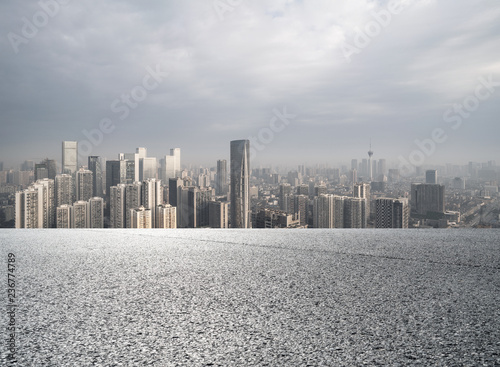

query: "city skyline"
left=1, top=1, right=499, bottom=168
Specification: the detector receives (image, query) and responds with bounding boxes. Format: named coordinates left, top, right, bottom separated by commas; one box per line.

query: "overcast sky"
left=1, top=0, right=499, bottom=170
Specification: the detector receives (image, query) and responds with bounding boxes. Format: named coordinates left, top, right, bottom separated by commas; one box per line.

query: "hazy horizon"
left=1, top=1, right=499, bottom=169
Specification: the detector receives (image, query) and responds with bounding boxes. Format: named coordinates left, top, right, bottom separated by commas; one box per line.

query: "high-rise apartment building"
left=72, top=201, right=89, bottom=228
left=15, top=187, right=42, bottom=228
left=344, top=197, right=366, bottom=228
left=32, top=178, right=55, bottom=228
left=56, top=205, right=72, bottom=228
left=62, top=141, right=78, bottom=174
left=375, top=198, right=409, bottom=228
left=76, top=169, right=93, bottom=202
left=155, top=205, right=177, bottom=228
left=119, top=152, right=139, bottom=182
left=141, top=179, right=163, bottom=227
left=110, top=184, right=126, bottom=228
left=88, top=156, right=103, bottom=198
left=89, top=197, right=104, bottom=228
left=313, top=194, right=344, bottom=228
left=130, top=207, right=152, bottom=228
left=55, top=174, right=73, bottom=208
left=230, top=140, right=250, bottom=228
left=125, top=182, right=142, bottom=228
left=353, top=183, right=371, bottom=221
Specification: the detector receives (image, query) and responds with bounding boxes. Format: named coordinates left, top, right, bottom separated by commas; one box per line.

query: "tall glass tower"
left=230, top=140, right=250, bottom=228
left=62, top=141, right=78, bottom=174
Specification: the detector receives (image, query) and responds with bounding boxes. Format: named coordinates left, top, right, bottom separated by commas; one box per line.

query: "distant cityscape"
left=1, top=140, right=499, bottom=229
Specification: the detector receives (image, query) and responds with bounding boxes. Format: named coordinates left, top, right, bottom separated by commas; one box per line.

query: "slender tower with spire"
left=368, top=140, right=373, bottom=181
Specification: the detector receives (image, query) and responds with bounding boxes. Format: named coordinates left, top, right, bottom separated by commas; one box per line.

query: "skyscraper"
left=368, top=141, right=374, bottom=181
left=89, top=197, right=104, bottom=228
left=140, top=157, right=157, bottom=180
left=353, top=182, right=371, bottom=221
left=230, top=140, right=250, bottom=228
left=32, top=179, right=55, bottom=228
left=88, top=156, right=103, bottom=198
left=378, top=159, right=387, bottom=179
left=15, top=188, right=42, bottom=228
left=35, top=159, right=57, bottom=180
left=56, top=205, right=72, bottom=228
left=62, top=141, right=78, bottom=174
left=209, top=201, right=229, bottom=228
left=110, top=184, right=126, bottom=228
left=410, top=183, right=445, bottom=217
left=55, top=174, right=73, bottom=208
left=344, top=197, right=367, bottom=228
left=76, top=169, right=93, bottom=202
left=125, top=182, right=142, bottom=228
left=141, top=178, right=163, bottom=227
left=119, top=152, right=139, bottom=182
left=216, top=159, right=228, bottom=195
left=155, top=205, right=177, bottom=228
left=162, top=148, right=181, bottom=181
left=106, top=160, right=127, bottom=205
left=130, top=207, right=152, bottom=229
left=426, top=170, right=438, bottom=184
left=72, top=201, right=89, bottom=228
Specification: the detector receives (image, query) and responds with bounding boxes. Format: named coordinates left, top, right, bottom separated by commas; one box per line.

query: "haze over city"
left=1, top=0, right=499, bottom=169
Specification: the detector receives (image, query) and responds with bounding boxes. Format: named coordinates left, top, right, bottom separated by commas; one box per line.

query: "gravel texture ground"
left=1, top=229, right=499, bottom=366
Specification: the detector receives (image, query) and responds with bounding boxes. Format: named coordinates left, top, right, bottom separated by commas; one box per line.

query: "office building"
left=452, top=177, right=466, bottom=190
left=21, top=160, right=34, bottom=171
left=89, top=197, right=104, bottom=228
left=426, top=170, right=438, bottom=184
left=294, top=194, right=308, bottom=227
left=279, top=183, right=292, bottom=211
left=106, top=160, right=127, bottom=205
left=162, top=148, right=181, bottom=182
left=378, top=159, right=387, bottom=178
left=375, top=198, right=409, bottom=228
left=34, top=163, right=49, bottom=180
left=62, top=141, right=78, bottom=174
left=230, top=140, right=250, bottom=228
left=76, top=169, right=93, bottom=202
left=410, top=183, right=445, bottom=217
left=209, top=201, right=229, bottom=228
left=35, top=159, right=57, bottom=180
left=88, top=156, right=103, bottom=198
left=140, top=157, right=157, bottom=180
left=216, top=159, right=228, bottom=195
